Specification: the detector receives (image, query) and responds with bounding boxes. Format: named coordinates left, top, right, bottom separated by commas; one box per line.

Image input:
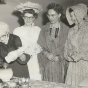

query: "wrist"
left=17, top=47, right=24, bottom=56
left=5, top=56, right=12, bottom=63
left=43, top=51, right=48, bottom=56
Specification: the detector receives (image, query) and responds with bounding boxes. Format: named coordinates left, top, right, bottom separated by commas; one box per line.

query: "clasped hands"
left=43, top=51, right=60, bottom=62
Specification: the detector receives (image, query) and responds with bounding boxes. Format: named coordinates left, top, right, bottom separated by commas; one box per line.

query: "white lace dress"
left=13, top=25, right=42, bottom=80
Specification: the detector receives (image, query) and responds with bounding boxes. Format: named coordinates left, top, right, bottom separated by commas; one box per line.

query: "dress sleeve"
left=0, top=57, right=3, bottom=68
left=34, top=26, right=41, bottom=43
left=13, top=27, right=20, bottom=37
left=14, top=35, right=22, bottom=49
left=0, top=44, right=8, bottom=66
left=37, top=26, right=50, bottom=57
left=64, top=29, right=74, bottom=62
left=37, top=26, right=50, bottom=67
left=17, top=53, right=30, bottom=65
left=14, top=35, right=30, bottom=64
left=37, top=26, right=49, bottom=71
left=65, top=25, right=88, bottom=62
left=73, top=26, right=88, bottom=61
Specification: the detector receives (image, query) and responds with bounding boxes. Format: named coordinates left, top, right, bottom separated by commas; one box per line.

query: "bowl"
left=0, top=68, right=13, bottom=82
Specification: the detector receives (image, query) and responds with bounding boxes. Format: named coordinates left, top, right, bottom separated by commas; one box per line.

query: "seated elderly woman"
left=0, top=22, right=30, bottom=79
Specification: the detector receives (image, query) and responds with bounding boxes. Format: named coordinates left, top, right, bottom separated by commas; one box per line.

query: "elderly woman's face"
left=70, top=11, right=78, bottom=24
left=0, top=31, right=9, bottom=44
left=47, top=9, right=61, bottom=24
left=23, top=13, right=35, bottom=26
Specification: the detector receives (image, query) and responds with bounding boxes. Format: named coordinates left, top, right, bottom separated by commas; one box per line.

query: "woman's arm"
left=17, top=53, right=30, bottom=65
left=64, top=30, right=74, bottom=62
left=0, top=57, right=3, bottom=68
left=37, top=27, right=52, bottom=58
left=73, top=28, right=88, bottom=62
left=14, top=35, right=30, bottom=64
left=5, top=35, right=30, bottom=64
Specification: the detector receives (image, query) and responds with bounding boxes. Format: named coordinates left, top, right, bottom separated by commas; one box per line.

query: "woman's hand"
left=19, top=54, right=26, bottom=61
left=5, top=50, right=18, bottom=63
left=48, top=54, right=54, bottom=61
left=54, top=56, right=59, bottom=61
left=43, top=51, right=59, bottom=61
left=43, top=51, right=48, bottom=56
left=48, top=53, right=59, bottom=62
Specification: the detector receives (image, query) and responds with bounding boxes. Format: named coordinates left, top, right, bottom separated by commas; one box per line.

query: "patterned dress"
left=64, top=4, right=88, bottom=86
left=38, top=22, right=69, bottom=83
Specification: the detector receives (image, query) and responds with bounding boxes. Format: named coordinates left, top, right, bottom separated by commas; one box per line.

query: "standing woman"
left=38, top=3, right=69, bottom=83
left=0, top=22, right=30, bottom=78
left=64, top=3, right=88, bottom=86
left=13, top=1, right=42, bottom=80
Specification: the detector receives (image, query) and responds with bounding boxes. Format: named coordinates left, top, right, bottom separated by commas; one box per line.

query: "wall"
left=74, top=0, right=88, bottom=5
left=0, top=0, right=74, bottom=33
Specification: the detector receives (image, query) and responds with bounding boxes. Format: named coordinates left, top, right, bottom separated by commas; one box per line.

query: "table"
left=27, top=80, right=88, bottom=88
left=0, top=78, right=87, bottom=88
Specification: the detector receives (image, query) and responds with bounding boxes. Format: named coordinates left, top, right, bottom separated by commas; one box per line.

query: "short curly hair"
left=21, top=9, right=38, bottom=19
left=47, top=3, right=65, bottom=20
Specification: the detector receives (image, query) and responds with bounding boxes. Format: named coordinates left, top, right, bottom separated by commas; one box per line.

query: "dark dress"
left=0, top=34, right=30, bottom=78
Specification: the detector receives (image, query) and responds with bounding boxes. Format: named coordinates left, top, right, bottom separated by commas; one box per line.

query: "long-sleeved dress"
left=13, top=25, right=42, bottom=80
left=38, top=22, right=69, bottom=83
left=64, top=22, right=88, bottom=85
left=64, top=3, right=88, bottom=86
left=0, top=34, right=30, bottom=78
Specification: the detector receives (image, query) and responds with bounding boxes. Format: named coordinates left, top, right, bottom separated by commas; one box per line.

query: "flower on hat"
left=15, top=1, right=43, bottom=13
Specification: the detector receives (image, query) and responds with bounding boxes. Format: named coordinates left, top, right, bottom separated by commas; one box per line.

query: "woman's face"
left=0, top=32, right=9, bottom=44
left=47, top=9, right=61, bottom=24
left=70, top=11, right=78, bottom=24
left=23, top=13, right=35, bottom=26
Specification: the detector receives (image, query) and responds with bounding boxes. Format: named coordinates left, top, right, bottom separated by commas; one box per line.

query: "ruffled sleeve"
left=76, top=24, right=88, bottom=61
left=64, top=28, right=74, bottom=61
left=64, top=23, right=88, bottom=62
left=13, top=34, right=22, bottom=49
left=24, top=26, right=42, bottom=55
left=13, top=35, right=30, bottom=64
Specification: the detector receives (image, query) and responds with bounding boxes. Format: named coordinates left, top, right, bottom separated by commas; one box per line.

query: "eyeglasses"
left=0, top=33, right=9, bottom=40
left=24, top=16, right=34, bottom=20
left=47, top=14, right=58, bottom=18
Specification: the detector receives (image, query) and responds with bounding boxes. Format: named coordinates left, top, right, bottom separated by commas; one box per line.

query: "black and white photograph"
left=0, top=0, right=88, bottom=88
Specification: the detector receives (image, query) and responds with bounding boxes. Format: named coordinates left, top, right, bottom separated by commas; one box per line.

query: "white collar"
left=50, top=22, right=60, bottom=29
left=24, top=23, right=34, bottom=27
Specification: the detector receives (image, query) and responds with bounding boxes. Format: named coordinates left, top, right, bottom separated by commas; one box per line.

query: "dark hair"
left=22, top=9, right=38, bottom=18
left=69, top=8, right=73, bottom=13
left=47, top=3, right=65, bottom=20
